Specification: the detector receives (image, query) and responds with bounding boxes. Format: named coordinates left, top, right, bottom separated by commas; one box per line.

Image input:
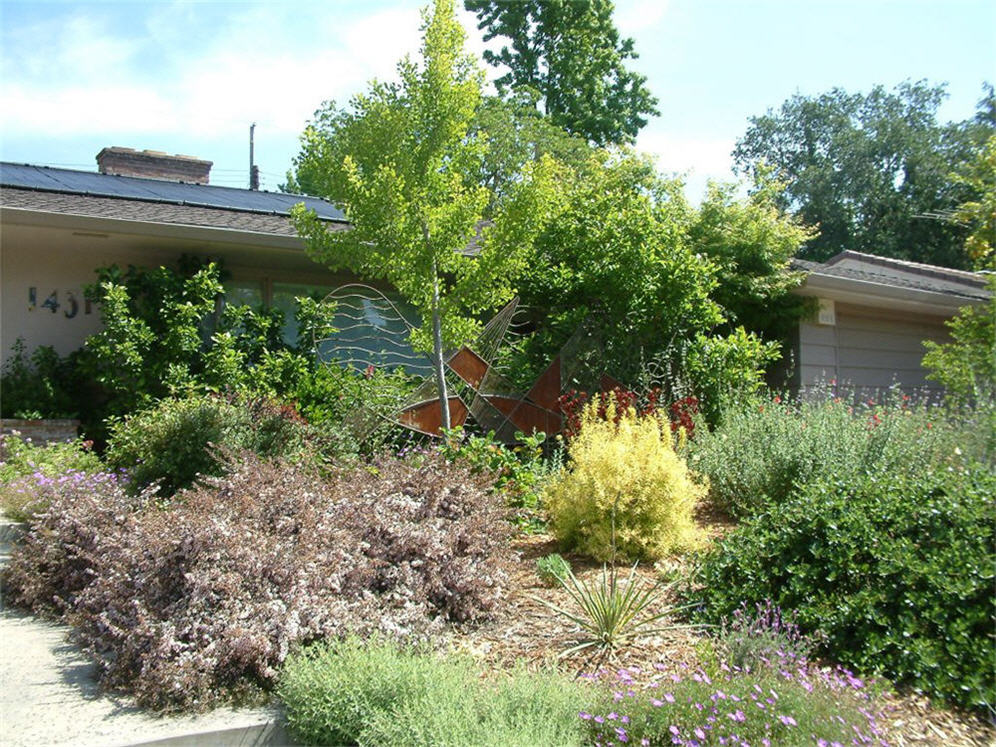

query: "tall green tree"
left=291, top=0, right=559, bottom=429
left=733, top=81, right=994, bottom=269
left=688, top=170, right=815, bottom=344
left=465, top=0, right=658, bottom=145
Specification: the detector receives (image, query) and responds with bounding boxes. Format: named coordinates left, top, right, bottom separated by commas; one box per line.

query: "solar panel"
left=0, top=162, right=346, bottom=222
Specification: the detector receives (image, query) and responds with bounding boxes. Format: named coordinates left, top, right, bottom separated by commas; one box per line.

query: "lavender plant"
left=717, top=600, right=817, bottom=670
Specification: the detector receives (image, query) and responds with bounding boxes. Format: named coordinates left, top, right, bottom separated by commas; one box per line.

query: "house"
left=2, top=149, right=990, bottom=403
left=0, top=148, right=371, bottom=365
left=786, top=251, right=991, bottom=399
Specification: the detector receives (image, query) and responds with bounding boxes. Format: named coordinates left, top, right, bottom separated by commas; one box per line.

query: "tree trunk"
left=431, top=268, right=451, bottom=432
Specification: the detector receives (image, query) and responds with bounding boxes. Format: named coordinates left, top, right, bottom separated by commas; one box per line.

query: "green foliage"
left=511, top=150, right=794, bottom=416
left=104, top=393, right=334, bottom=496
left=689, top=172, right=815, bottom=343
left=438, top=426, right=553, bottom=529
left=291, top=0, right=560, bottom=428
left=469, top=92, right=593, bottom=205
left=514, top=150, right=721, bottom=385
left=0, top=339, right=79, bottom=419
left=544, top=401, right=705, bottom=563
left=922, top=280, right=996, bottom=409
left=278, top=637, right=590, bottom=747
left=535, top=553, right=571, bottom=587
left=733, top=80, right=994, bottom=268
left=465, top=0, right=658, bottom=146
left=536, top=562, right=687, bottom=658
left=688, top=388, right=987, bottom=517
left=73, top=258, right=336, bottom=440
left=690, top=464, right=996, bottom=711
left=81, top=257, right=333, bottom=416
left=949, top=132, right=996, bottom=269
left=682, top=328, right=781, bottom=425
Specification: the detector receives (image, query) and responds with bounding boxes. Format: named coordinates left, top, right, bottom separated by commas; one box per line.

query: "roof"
left=792, top=250, right=990, bottom=303
left=0, top=162, right=346, bottom=229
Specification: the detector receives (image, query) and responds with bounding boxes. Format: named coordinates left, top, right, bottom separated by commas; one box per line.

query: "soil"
left=445, top=526, right=996, bottom=747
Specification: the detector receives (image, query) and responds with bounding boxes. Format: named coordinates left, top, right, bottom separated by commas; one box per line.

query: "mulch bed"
left=445, top=530, right=995, bottom=747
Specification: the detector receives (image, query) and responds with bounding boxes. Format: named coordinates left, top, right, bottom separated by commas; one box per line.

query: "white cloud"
left=0, top=3, right=440, bottom=141
left=615, top=0, right=670, bottom=35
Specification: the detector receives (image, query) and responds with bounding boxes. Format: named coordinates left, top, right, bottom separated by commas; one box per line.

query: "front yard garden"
left=1, top=386, right=993, bottom=746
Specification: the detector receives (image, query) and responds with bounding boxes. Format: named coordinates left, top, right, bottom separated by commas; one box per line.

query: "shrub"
left=4, top=452, right=514, bottom=710
left=581, top=657, right=885, bottom=747
left=0, top=434, right=105, bottom=520
left=688, top=387, right=987, bottom=517
left=0, top=338, right=79, bottom=419
left=544, top=400, right=705, bottom=562
left=689, top=464, right=996, bottom=711
left=536, top=553, right=571, bottom=587
left=438, top=427, right=553, bottom=529
left=104, top=392, right=345, bottom=496
left=278, top=637, right=590, bottom=747
left=3, top=469, right=147, bottom=614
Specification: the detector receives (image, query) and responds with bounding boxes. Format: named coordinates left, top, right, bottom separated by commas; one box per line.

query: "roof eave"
left=794, top=271, right=986, bottom=316
left=0, top=205, right=313, bottom=252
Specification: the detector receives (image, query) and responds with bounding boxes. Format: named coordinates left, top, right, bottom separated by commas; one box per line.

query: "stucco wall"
left=1, top=219, right=349, bottom=365
left=797, top=301, right=952, bottom=398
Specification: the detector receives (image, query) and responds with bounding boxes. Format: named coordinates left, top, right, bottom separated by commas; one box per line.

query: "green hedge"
left=690, top=463, right=996, bottom=710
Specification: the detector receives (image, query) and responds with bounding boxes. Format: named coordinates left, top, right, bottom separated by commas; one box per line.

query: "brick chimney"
left=96, top=147, right=213, bottom=184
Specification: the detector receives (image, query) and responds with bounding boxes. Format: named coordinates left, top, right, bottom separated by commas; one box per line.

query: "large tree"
left=291, top=0, right=558, bottom=430
left=465, top=0, right=658, bottom=146
left=733, top=81, right=994, bottom=269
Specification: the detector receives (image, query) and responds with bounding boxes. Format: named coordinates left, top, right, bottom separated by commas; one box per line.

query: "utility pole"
left=249, top=123, right=260, bottom=191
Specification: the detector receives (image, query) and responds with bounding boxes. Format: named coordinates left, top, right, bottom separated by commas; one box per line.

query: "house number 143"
left=28, top=288, right=92, bottom=319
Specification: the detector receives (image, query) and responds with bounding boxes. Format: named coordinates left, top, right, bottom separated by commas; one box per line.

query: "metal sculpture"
left=316, top=284, right=619, bottom=443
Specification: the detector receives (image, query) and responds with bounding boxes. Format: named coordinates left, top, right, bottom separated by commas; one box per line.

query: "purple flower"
left=778, top=715, right=797, bottom=727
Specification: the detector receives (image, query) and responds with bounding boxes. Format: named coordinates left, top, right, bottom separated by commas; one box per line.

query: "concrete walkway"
left=0, top=519, right=292, bottom=747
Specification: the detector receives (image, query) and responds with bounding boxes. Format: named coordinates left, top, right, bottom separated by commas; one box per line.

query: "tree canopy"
left=733, top=81, right=994, bottom=269
left=290, top=0, right=559, bottom=428
left=465, top=0, right=658, bottom=146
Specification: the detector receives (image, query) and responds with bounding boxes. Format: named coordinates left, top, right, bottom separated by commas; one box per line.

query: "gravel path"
left=0, top=518, right=288, bottom=747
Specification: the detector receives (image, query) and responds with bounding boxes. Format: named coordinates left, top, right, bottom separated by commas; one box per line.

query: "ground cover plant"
left=0, top=433, right=105, bottom=521
left=545, top=398, right=705, bottom=562
left=690, top=463, right=996, bottom=711
left=3, top=452, right=514, bottom=710
left=278, top=637, right=592, bottom=747
left=579, top=657, right=887, bottom=747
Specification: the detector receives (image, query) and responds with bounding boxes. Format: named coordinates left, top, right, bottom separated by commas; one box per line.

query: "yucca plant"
left=536, top=561, right=693, bottom=658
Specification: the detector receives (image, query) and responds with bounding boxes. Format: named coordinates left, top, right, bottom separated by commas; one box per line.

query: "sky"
left=1, top=0, right=994, bottom=200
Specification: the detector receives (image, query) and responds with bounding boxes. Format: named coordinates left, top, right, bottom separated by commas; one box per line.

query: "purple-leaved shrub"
left=3, top=452, right=514, bottom=711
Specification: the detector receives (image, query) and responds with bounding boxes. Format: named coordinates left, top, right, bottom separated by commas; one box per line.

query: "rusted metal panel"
left=526, top=356, right=562, bottom=411
left=398, top=397, right=468, bottom=436
left=448, top=347, right=490, bottom=389
left=600, top=373, right=625, bottom=392
left=484, top=396, right=562, bottom=435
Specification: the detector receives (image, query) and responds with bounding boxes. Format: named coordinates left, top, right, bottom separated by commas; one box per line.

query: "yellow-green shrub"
left=544, top=402, right=705, bottom=562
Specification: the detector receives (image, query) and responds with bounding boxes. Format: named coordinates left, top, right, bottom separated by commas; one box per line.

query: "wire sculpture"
left=315, top=284, right=621, bottom=444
